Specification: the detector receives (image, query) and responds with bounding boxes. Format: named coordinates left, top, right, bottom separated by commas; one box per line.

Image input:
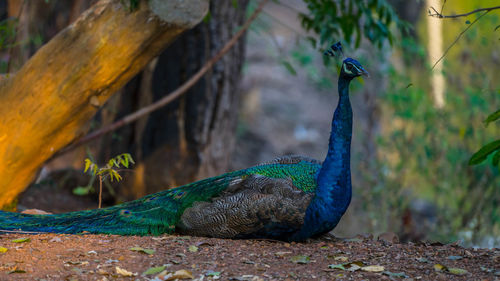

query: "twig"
left=54, top=0, right=269, bottom=157
left=439, top=0, right=447, bottom=15
left=429, top=5, right=500, bottom=18
left=431, top=10, right=490, bottom=70
left=98, top=174, right=102, bottom=208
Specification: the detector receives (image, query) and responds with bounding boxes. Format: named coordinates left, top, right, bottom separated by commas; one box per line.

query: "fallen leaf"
left=383, top=271, right=409, bottom=278
left=275, top=251, right=292, bottom=257
left=11, top=238, right=30, bottom=243
left=448, top=267, right=468, bottom=275
left=115, top=266, right=135, bottom=277
left=434, top=264, right=446, bottom=271
left=151, top=236, right=170, bottom=242
left=8, top=269, right=26, bottom=274
left=447, top=255, right=463, bottom=260
left=97, top=269, right=108, bottom=275
left=130, top=246, right=155, bottom=255
left=361, top=265, right=385, bottom=272
left=0, top=247, right=7, bottom=253
left=334, top=256, right=348, bottom=262
left=290, top=255, right=310, bottom=264
left=188, top=245, right=198, bottom=253
left=142, top=265, right=166, bottom=276
left=156, top=269, right=194, bottom=280
left=434, top=264, right=468, bottom=275
left=416, top=257, right=429, bottom=263
left=329, top=261, right=365, bottom=272
left=205, top=270, right=221, bottom=277
left=328, top=264, right=346, bottom=270
left=347, top=263, right=362, bottom=272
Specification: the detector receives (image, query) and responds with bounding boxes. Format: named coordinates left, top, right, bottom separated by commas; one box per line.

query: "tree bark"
left=103, top=0, right=250, bottom=199
left=0, top=0, right=208, bottom=209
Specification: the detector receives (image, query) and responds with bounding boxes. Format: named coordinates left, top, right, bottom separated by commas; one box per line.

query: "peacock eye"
left=346, top=63, right=353, bottom=71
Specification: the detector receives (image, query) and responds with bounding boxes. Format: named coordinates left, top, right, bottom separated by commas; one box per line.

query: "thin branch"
left=439, top=0, right=447, bottom=15
left=431, top=10, right=490, bottom=70
left=429, top=5, right=500, bottom=18
left=54, top=0, right=269, bottom=157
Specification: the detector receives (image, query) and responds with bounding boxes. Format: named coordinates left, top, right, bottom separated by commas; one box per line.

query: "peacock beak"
left=359, top=67, right=370, bottom=78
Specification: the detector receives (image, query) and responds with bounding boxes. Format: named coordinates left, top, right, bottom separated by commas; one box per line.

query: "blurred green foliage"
left=376, top=65, right=500, bottom=245
left=300, top=0, right=410, bottom=48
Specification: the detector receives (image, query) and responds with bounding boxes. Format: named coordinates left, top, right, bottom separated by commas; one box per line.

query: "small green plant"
left=81, top=153, right=135, bottom=208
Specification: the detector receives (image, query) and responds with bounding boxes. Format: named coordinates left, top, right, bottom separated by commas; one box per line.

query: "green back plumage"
left=0, top=159, right=320, bottom=236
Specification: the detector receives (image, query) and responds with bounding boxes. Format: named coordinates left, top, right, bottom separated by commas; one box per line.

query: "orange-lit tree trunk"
left=0, top=0, right=208, bottom=209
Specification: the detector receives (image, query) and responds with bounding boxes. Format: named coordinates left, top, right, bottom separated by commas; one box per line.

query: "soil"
left=0, top=232, right=498, bottom=281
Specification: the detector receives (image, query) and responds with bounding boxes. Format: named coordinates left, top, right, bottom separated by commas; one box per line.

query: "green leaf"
left=206, top=271, right=221, bottom=277
left=142, top=266, right=165, bottom=276
left=469, top=140, right=500, bottom=165
left=484, top=109, right=500, bottom=127
left=448, top=267, right=468, bottom=275
left=383, top=271, right=408, bottom=278
left=73, top=186, right=91, bottom=196
left=11, top=237, right=30, bottom=243
left=188, top=245, right=198, bottom=253
left=329, top=264, right=346, bottom=270
left=281, top=60, right=297, bottom=76
left=109, top=169, right=123, bottom=182
left=130, top=246, right=155, bottom=255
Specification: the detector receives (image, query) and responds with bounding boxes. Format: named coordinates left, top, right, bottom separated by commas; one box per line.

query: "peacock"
left=0, top=45, right=368, bottom=242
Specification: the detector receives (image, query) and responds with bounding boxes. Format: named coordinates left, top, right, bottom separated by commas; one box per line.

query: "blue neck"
left=292, top=76, right=353, bottom=241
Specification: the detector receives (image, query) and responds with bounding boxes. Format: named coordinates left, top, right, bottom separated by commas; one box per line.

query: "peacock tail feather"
left=0, top=158, right=321, bottom=236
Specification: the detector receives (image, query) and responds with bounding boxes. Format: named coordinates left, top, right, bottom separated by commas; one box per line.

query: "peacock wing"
left=176, top=174, right=314, bottom=239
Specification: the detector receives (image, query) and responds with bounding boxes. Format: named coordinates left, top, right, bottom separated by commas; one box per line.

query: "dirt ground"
left=0, top=232, right=499, bottom=281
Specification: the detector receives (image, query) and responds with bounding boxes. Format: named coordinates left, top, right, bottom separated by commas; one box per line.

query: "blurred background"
left=0, top=0, right=498, bottom=247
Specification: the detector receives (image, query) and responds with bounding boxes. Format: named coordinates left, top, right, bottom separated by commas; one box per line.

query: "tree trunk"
left=105, top=0, right=250, bottom=200
left=0, top=0, right=208, bottom=209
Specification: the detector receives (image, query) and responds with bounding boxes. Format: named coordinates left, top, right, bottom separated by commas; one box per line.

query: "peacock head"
left=340, top=58, right=369, bottom=79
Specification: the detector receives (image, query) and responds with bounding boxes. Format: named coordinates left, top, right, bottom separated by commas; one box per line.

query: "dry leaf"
left=188, top=245, right=198, bottom=253
left=334, top=256, right=348, bottom=262
left=361, top=265, right=385, bottom=272
left=434, top=263, right=468, bottom=275
left=156, top=269, right=194, bottom=280
left=115, top=266, right=135, bottom=277
left=130, top=246, right=155, bottom=255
